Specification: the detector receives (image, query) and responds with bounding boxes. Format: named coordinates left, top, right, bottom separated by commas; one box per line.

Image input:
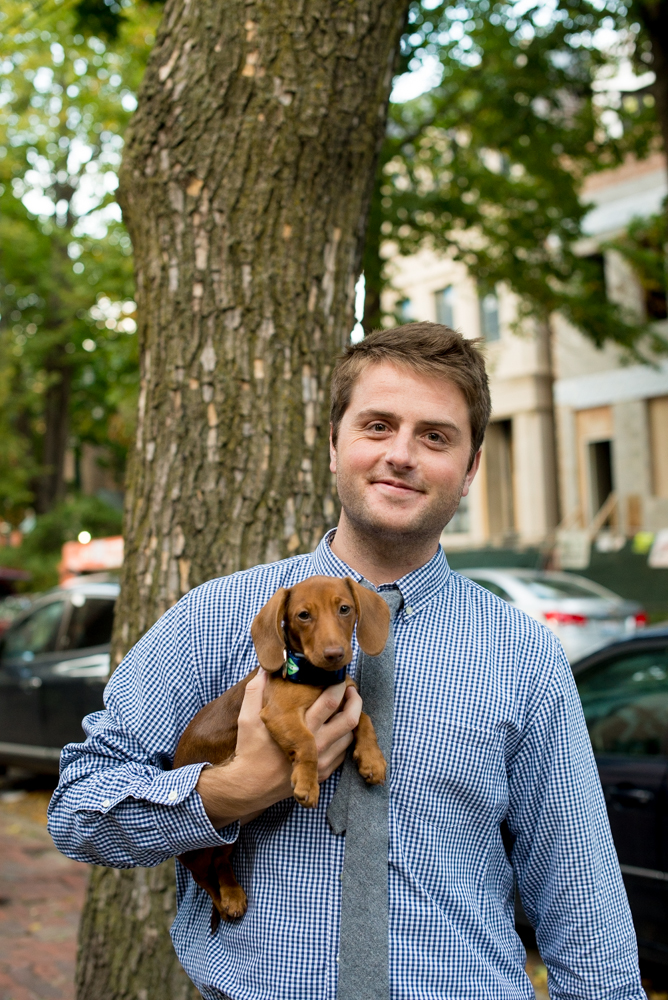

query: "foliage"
left=0, top=493, right=123, bottom=590
left=0, top=0, right=160, bottom=524
left=607, top=210, right=668, bottom=319
left=365, top=0, right=665, bottom=354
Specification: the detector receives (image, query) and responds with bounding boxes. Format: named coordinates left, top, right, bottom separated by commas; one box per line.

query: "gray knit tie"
left=327, top=584, right=403, bottom=1000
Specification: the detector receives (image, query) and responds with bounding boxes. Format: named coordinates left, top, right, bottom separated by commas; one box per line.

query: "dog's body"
left=173, top=575, right=391, bottom=930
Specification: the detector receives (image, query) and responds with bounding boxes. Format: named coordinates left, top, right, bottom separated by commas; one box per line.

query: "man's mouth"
left=371, top=478, right=424, bottom=495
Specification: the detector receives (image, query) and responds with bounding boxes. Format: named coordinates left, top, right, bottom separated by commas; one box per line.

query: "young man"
left=49, top=324, right=644, bottom=1000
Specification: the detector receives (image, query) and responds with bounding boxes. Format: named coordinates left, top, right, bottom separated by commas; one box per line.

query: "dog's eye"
left=339, top=605, right=351, bottom=615
left=297, top=611, right=311, bottom=621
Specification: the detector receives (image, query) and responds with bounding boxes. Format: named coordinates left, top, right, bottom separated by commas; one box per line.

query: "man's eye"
left=297, top=611, right=311, bottom=621
left=339, top=605, right=351, bottom=615
left=426, top=432, right=445, bottom=444
left=371, top=423, right=387, bottom=432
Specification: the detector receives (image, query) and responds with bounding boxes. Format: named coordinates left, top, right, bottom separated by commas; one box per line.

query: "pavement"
left=0, top=787, right=665, bottom=1000
left=0, top=788, right=88, bottom=1000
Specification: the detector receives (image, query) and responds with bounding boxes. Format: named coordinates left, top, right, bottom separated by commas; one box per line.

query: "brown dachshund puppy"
left=173, top=575, right=391, bottom=930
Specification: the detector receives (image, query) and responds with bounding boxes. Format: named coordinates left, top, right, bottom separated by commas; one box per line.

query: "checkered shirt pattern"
left=48, top=531, right=645, bottom=1000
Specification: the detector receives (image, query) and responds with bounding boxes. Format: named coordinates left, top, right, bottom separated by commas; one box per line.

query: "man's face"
left=330, top=361, right=480, bottom=543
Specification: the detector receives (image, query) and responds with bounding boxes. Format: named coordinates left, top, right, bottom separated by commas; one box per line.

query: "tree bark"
left=35, top=356, right=71, bottom=514
left=76, top=1, right=409, bottom=996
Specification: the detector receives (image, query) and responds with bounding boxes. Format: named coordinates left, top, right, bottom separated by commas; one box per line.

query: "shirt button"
left=102, top=799, right=111, bottom=808
left=405, top=606, right=414, bottom=616
left=168, top=790, right=178, bottom=801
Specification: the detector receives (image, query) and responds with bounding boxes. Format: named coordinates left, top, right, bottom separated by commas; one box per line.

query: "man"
left=49, top=323, right=644, bottom=999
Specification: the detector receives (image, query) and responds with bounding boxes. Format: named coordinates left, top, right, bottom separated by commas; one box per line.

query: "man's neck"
left=329, top=514, right=440, bottom=587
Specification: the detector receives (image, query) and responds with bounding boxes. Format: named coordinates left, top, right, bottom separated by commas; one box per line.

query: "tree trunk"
left=76, top=1, right=409, bottom=996
left=35, top=356, right=71, bottom=514
left=636, top=0, right=668, bottom=208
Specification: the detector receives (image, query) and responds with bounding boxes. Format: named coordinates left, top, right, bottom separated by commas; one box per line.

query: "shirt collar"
left=311, top=528, right=451, bottom=612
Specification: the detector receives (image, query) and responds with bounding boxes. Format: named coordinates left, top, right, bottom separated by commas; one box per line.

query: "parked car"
left=571, top=628, right=668, bottom=967
left=0, top=579, right=118, bottom=773
left=459, top=568, right=646, bottom=661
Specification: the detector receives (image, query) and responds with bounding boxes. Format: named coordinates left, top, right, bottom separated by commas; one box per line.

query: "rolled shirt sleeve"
left=47, top=593, right=240, bottom=868
left=506, top=640, right=645, bottom=999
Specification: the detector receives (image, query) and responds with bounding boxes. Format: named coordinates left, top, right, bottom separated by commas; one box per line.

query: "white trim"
left=554, top=362, right=668, bottom=409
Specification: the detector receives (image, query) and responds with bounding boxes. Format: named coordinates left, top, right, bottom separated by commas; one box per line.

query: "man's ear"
left=344, top=577, right=391, bottom=656
left=251, top=587, right=289, bottom=672
left=329, top=424, right=337, bottom=474
left=462, top=448, right=482, bottom=496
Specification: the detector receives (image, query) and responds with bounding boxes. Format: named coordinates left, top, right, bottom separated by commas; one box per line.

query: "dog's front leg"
left=260, top=697, right=320, bottom=808
left=344, top=677, right=387, bottom=785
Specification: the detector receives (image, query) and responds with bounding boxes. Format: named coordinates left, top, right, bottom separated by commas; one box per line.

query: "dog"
left=173, top=575, right=391, bottom=930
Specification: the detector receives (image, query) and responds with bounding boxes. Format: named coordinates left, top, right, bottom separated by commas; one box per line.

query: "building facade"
left=385, top=153, right=668, bottom=554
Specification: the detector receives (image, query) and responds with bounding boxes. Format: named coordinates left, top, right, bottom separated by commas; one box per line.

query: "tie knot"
left=379, top=587, right=403, bottom=617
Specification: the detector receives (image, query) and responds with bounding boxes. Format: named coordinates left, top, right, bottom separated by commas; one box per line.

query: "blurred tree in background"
left=363, top=0, right=665, bottom=348
left=0, top=0, right=161, bottom=582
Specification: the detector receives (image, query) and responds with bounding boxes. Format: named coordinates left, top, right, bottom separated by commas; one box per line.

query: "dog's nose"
left=323, top=646, right=344, bottom=663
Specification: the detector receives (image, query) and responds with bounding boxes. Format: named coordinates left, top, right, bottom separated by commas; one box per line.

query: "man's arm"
left=48, top=588, right=362, bottom=868
left=506, top=637, right=645, bottom=1000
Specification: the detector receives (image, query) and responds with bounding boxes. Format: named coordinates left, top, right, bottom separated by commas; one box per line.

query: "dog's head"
left=250, top=575, right=391, bottom=673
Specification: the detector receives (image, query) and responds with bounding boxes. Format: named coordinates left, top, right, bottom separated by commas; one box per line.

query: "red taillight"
left=544, top=611, right=588, bottom=626
left=634, top=611, right=648, bottom=628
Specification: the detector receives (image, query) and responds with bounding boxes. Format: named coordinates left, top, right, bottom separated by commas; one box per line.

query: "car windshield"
left=2, top=600, right=65, bottom=660
left=514, top=574, right=616, bottom=601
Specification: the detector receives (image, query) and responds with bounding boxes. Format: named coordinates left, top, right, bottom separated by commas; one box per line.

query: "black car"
left=569, top=626, right=668, bottom=969
left=0, top=580, right=118, bottom=773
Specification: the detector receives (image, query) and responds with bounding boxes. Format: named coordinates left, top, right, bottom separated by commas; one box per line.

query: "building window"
left=397, top=297, right=414, bottom=323
left=646, top=286, right=668, bottom=321
left=479, top=291, right=500, bottom=341
left=442, top=493, right=470, bottom=534
left=435, top=286, right=455, bottom=328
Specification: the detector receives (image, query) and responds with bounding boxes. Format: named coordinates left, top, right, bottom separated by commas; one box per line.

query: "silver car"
left=459, top=568, right=646, bottom=662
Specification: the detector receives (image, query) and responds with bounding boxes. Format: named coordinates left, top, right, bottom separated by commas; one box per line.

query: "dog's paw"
left=217, top=885, right=248, bottom=922
left=354, top=747, right=387, bottom=785
left=293, top=781, right=320, bottom=808
left=291, top=763, right=320, bottom=808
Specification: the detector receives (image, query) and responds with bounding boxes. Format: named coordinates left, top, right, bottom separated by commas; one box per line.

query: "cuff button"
left=102, top=799, right=111, bottom=808
left=168, top=790, right=178, bottom=801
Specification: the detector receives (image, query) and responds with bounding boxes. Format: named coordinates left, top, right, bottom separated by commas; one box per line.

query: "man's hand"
left=196, top=669, right=362, bottom=829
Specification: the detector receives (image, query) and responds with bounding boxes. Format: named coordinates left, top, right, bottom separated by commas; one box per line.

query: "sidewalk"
left=0, top=790, right=88, bottom=1000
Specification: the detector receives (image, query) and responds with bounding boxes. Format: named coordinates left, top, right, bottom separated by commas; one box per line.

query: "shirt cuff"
left=89, top=761, right=240, bottom=855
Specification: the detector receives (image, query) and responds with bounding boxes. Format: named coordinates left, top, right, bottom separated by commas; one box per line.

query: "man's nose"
left=323, top=646, right=345, bottom=663
left=384, top=429, right=416, bottom=468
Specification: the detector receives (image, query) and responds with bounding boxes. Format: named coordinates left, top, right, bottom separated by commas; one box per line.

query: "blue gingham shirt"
left=48, top=531, right=644, bottom=1000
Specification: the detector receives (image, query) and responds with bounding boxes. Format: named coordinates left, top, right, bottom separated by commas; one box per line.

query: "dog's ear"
left=344, top=577, right=391, bottom=656
left=251, top=587, right=289, bottom=672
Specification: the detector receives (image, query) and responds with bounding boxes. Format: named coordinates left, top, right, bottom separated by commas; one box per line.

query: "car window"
left=470, top=578, right=513, bottom=602
left=65, top=597, right=116, bottom=650
left=2, top=601, right=66, bottom=661
left=576, top=648, right=668, bottom=756
left=514, top=574, right=617, bottom=601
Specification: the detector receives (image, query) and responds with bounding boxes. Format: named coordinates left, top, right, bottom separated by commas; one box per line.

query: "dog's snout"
left=323, top=645, right=345, bottom=663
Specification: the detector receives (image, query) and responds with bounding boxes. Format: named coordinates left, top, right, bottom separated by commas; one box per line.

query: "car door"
left=574, top=642, right=668, bottom=962
left=0, top=598, right=67, bottom=748
left=39, top=591, right=115, bottom=749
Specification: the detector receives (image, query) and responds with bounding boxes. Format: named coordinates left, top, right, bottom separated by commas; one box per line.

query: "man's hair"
left=330, top=322, right=491, bottom=466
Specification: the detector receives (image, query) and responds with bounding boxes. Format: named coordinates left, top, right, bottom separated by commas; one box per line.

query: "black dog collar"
left=282, top=650, right=347, bottom=687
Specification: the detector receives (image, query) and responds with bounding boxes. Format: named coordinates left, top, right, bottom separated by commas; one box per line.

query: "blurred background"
left=1, top=0, right=668, bottom=996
